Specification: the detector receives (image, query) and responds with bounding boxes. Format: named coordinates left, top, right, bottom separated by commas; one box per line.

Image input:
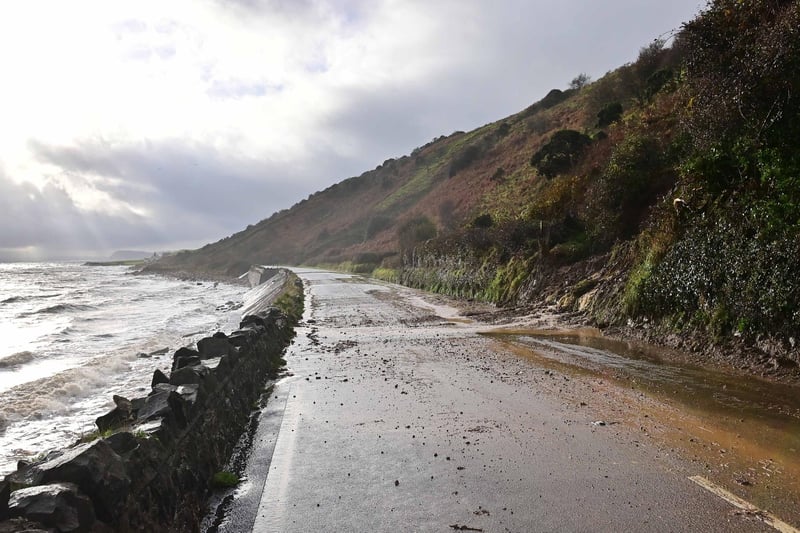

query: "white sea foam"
left=0, top=261, right=248, bottom=475
left=0, top=351, right=36, bottom=368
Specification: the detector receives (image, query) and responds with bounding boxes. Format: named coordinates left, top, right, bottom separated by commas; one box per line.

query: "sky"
left=0, top=0, right=704, bottom=261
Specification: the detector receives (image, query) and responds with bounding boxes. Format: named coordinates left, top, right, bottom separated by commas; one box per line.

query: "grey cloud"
left=0, top=171, right=161, bottom=261
left=25, top=137, right=357, bottom=257
left=32, top=139, right=289, bottom=223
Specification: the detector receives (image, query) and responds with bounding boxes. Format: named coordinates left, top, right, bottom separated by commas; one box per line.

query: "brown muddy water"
left=484, top=328, right=800, bottom=518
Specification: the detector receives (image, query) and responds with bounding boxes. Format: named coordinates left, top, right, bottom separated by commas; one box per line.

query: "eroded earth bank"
left=213, top=269, right=799, bottom=532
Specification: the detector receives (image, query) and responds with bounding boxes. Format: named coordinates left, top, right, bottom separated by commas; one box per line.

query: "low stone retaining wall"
left=0, top=276, right=302, bottom=532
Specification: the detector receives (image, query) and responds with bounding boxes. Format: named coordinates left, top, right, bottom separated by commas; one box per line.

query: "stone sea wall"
left=0, top=274, right=302, bottom=533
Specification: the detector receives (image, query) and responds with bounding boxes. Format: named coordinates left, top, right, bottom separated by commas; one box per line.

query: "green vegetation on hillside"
left=148, top=0, right=800, bottom=359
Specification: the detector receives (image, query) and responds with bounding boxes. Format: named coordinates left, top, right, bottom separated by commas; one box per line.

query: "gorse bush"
left=596, top=102, right=623, bottom=128
left=530, top=130, right=592, bottom=178
left=588, top=133, right=668, bottom=242
left=521, top=88, right=570, bottom=118
left=638, top=213, right=800, bottom=341
left=526, top=175, right=581, bottom=224
left=472, top=213, right=494, bottom=229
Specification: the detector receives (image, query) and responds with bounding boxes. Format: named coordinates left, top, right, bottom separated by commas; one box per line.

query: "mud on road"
left=210, top=269, right=796, bottom=532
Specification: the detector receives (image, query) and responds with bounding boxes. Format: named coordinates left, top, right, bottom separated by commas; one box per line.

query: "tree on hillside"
left=569, top=73, right=591, bottom=90
left=635, top=38, right=666, bottom=81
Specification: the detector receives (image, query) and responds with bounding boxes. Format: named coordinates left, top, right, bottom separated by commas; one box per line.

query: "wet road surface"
left=214, top=269, right=793, bottom=532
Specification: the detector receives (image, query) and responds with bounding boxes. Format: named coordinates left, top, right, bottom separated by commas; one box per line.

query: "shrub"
left=633, top=38, right=667, bottom=86
left=526, top=175, right=580, bottom=223
left=588, top=133, right=666, bottom=241
left=530, top=130, right=592, bottom=178
left=212, top=471, right=239, bottom=488
left=521, top=88, right=569, bottom=117
left=638, top=213, right=800, bottom=341
left=354, top=252, right=382, bottom=264
left=540, top=88, right=568, bottom=109
left=681, top=0, right=800, bottom=154
left=596, top=102, right=623, bottom=128
left=644, top=68, right=674, bottom=100
left=472, top=213, right=494, bottom=229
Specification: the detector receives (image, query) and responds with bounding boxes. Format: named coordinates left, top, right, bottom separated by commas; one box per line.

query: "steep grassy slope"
left=149, top=0, right=800, bottom=365
left=147, top=85, right=595, bottom=276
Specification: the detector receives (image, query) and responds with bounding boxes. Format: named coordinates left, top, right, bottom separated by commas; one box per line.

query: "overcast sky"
left=0, top=0, right=703, bottom=261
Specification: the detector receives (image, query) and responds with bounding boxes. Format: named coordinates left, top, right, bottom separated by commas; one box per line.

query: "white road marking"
left=689, top=475, right=799, bottom=533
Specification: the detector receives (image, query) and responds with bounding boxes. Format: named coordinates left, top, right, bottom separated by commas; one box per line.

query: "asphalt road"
left=213, top=269, right=781, bottom=532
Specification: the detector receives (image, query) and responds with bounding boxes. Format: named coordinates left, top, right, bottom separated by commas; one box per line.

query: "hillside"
left=148, top=0, right=800, bottom=371
left=146, top=71, right=622, bottom=276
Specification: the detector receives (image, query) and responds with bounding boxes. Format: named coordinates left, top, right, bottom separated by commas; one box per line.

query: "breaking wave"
left=1, top=293, right=61, bottom=305
left=0, top=261, right=248, bottom=475
left=0, top=351, right=36, bottom=369
left=0, top=360, right=129, bottom=421
left=37, top=303, right=96, bottom=314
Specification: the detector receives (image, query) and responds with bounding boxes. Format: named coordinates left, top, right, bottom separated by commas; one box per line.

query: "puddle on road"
left=483, top=328, right=800, bottom=517
left=487, top=329, right=800, bottom=423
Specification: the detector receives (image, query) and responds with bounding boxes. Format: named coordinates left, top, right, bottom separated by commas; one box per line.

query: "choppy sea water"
left=0, top=262, right=250, bottom=476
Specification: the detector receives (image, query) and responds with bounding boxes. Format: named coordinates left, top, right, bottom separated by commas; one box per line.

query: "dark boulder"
left=167, top=391, right=188, bottom=429
left=239, top=308, right=281, bottom=330
left=173, top=355, right=201, bottom=371
left=227, top=328, right=258, bottom=348
left=138, top=384, right=177, bottom=421
left=95, top=395, right=136, bottom=433
left=28, top=441, right=129, bottom=523
left=95, top=410, right=124, bottom=434
left=173, top=347, right=200, bottom=360
left=0, top=478, right=9, bottom=520
left=197, top=335, right=235, bottom=359
left=149, top=383, right=177, bottom=395
left=176, top=384, right=198, bottom=404
left=138, top=384, right=199, bottom=426
left=104, top=432, right=139, bottom=456
left=151, top=369, right=169, bottom=388
left=169, top=365, right=209, bottom=386
left=172, top=347, right=201, bottom=372
left=8, top=482, right=95, bottom=533
left=0, top=517, right=50, bottom=532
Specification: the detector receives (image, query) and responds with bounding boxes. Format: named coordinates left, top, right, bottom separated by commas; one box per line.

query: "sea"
left=0, top=262, right=252, bottom=476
